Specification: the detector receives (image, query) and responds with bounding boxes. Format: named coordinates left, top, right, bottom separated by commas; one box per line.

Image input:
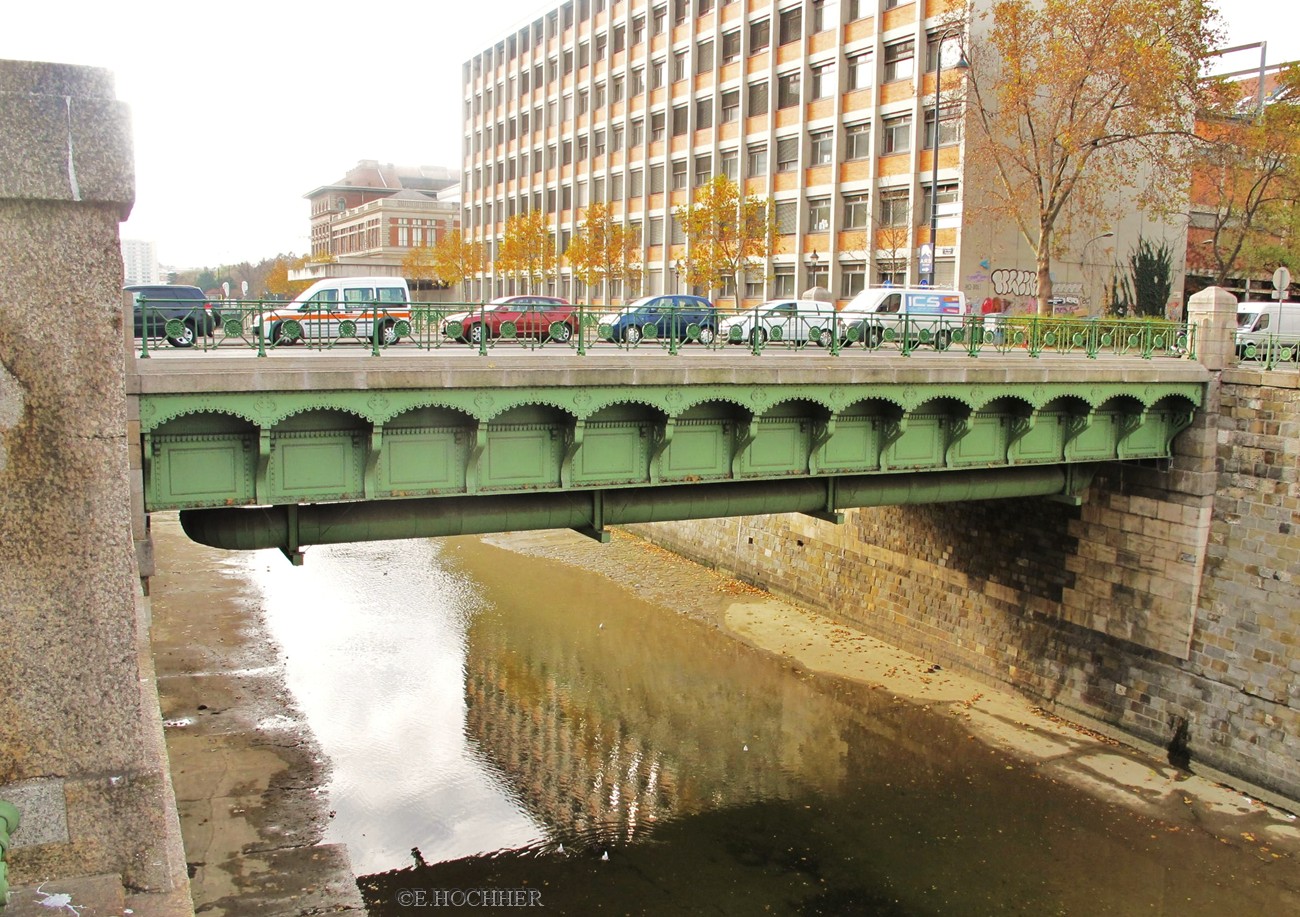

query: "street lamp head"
left=809, top=249, right=820, bottom=267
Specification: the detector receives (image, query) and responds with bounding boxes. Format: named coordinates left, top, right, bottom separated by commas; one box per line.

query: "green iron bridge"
left=131, top=338, right=1209, bottom=564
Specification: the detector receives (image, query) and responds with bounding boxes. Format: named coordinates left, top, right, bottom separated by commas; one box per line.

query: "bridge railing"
left=131, top=297, right=1196, bottom=361
left=1234, top=334, right=1300, bottom=370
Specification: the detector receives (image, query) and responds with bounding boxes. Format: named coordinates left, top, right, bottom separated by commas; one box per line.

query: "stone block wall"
left=629, top=362, right=1300, bottom=803
left=0, top=60, right=190, bottom=912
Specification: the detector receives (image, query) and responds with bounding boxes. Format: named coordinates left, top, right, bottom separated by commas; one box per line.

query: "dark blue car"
left=600, top=294, right=719, bottom=344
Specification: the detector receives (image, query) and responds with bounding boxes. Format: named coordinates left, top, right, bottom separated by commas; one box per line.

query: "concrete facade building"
left=461, top=0, right=1183, bottom=313
left=120, top=237, right=159, bottom=285
left=297, top=160, right=461, bottom=285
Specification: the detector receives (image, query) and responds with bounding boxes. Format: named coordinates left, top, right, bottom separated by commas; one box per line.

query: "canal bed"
left=148, top=515, right=1300, bottom=915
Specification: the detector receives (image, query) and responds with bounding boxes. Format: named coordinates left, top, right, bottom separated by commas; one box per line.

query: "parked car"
left=719, top=299, right=840, bottom=347
left=125, top=284, right=219, bottom=347
left=599, top=294, right=718, bottom=344
left=255, top=277, right=411, bottom=344
left=837, top=287, right=970, bottom=348
left=442, top=295, right=575, bottom=344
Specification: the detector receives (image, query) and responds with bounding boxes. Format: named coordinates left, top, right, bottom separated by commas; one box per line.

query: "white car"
left=719, top=299, right=840, bottom=347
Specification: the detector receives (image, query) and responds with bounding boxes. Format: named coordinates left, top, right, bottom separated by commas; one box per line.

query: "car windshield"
left=1237, top=312, right=1261, bottom=330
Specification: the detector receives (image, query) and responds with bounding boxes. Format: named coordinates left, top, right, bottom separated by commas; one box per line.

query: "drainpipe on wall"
left=0, top=799, right=19, bottom=905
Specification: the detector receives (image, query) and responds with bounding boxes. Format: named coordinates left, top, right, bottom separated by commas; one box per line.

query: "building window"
left=631, top=67, right=645, bottom=95
left=921, top=182, right=959, bottom=223
left=808, top=197, right=830, bottom=231
left=696, top=97, right=713, bottom=128
left=845, top=122, right=870, bottom=159
left=672, top=49, right=688, bottom=82
left=630, top=168, right=644, bottom=196
left=882, top=114, right=912, bottom=155
left=722, top=29, right=742, bottom=63
left=924, top=104, right=963, bottom=149
left=594, top=129, right=606, bottom=155
left=878, top=260, right=906, bottom=286
left=671, top=159, right=688, bottom=190
left=777, top=71, right=801, bottom=108
left=748, top=80, right=769, bottom=116
left=749, top=17, right=770, bottom=51
left=649, top=215, right=664, bottom=243
left=880, top=189, right=910, bottom=226
left=775, top=200, right=798, bottom=233
left=721, top=148, right=739, bottom=180
left=811, top=61, right=836, bottom=99
left=778, top=6, right=802, bottom=45
left=842, top=263, right=866, bottom=297
left=651, top=58, right=666, bottom=90
left=884, top=40, right=915, bottom=82
left=721, top=89, right=740, bottom=122
left=631, top=118, right=645, bottom=146
left=651, top=163, right=665, bottom=192
left=810, top=128, right=833, bottom=164
left=774, top=266, right=795, bottom=297
left=696, top=39, right=714, bottom=73
left=695, top=153, right=712, bottom=183
left=846, top=52, right=872, bottom=92
left=672, top=104, right=690, bottom=136
left=748, top=143, right=768, bottom=175
left=746, top=274, right=765, bottom=298
left=925, top=30, right=966, bottom=71
left=651, top=5, right=667, bottom=35
left=651, top=110, right=666, bottom=140
left=843, top=192, right=870, bottom=229
left=812, top=0, right=838, bottom=32
left=776, top=135, right=799, bottom=171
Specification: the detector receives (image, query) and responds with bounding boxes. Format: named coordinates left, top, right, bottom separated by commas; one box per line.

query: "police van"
left=258, top=277, right=411, bottom=345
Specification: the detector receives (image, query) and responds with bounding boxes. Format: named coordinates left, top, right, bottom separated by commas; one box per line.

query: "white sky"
left=4, top=0, right=1298, bottom=270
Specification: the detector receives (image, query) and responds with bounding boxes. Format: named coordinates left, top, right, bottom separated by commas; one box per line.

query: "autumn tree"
left=265, top=256, right=311, bottom=300
left=673, top=175, right=778, bottom=309
left=564, top=201, right=643, bottom=304
left=402, top=245, right=441, bottom=292
left=428, top=229, right=487, bottom=299
left=963, top=0, right=1222, bottom=314
left=497, top=212, right=556, bottom=293
left=1192, top=64, right=1300, bottom=285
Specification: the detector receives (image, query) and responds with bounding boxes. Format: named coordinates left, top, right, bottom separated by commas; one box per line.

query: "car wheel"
left=167, top=320, right=196, bottom=348
left=623, top=325, right=642, bottom=344
left=865, top=326, right=883, bottom=349
left=469, top=323, right=485, bottom=344
left=554, top=322, right=573, bottom=343
left=379, top=320, right=399, bottom=345
left=750, top=328, right=768, bottom=346
left=697, top=325, right=716, bottom=345
left=816, top=328, right=834, bottom=348
left=934, top=329, right=952, bottom=351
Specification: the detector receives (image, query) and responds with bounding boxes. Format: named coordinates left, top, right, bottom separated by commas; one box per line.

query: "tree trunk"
left=1035, top=245, right=1054, bottom=316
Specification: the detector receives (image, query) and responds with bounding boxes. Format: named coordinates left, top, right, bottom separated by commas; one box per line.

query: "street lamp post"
left=1082, top=230, right=1115, bottom=315
left=927, top=30, right=968, bottom=288
left=807, top=250, right=820, bottom=293
left=674, top=258, right=683, bottom=293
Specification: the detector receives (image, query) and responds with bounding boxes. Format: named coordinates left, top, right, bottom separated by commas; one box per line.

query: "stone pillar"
left=0, top=60, right=190, bottom=913
left=1187, top=285, right=1238, bottom=372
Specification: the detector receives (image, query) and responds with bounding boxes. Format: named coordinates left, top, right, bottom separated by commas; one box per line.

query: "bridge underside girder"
left=180, top=466, right=1081, bottom=557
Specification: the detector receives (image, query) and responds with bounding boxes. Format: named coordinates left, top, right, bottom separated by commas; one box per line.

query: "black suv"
left=126, top=284, right=219, bottom=347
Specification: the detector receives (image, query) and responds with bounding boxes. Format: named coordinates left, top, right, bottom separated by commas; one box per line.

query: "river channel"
left=148, top=515, right=1300, bottom=916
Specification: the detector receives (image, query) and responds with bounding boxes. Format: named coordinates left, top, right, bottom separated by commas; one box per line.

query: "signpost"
left=1272, top=266, right=1291, bottom=300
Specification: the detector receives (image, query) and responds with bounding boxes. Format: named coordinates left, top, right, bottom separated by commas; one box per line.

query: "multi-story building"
left=462, top=0, right=1190, bottom=315
left=121, top=238, right=160, bottom=285
left=297, top=160, right=461, bottom=286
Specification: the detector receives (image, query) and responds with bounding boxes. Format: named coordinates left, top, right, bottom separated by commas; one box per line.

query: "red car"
left=443, top=295, right=576, bottom=343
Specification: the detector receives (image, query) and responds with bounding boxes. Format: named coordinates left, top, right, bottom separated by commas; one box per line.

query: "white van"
left=838, top=287, right=969, bottom=348
left=719, top=299, right=840, bottom=347
left=258, top=276, right=411, bottom=345
left=1236, top=301, right=1300, bottom=353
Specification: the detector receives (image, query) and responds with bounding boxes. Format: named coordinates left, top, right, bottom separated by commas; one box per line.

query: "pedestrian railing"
left=130, top=297, right=1197, bottom=362
left=1234, top=334, right=1300, bottom=370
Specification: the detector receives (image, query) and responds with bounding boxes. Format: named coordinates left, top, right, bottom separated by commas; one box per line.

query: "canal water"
left=156, top=522, right=1300, bottom=915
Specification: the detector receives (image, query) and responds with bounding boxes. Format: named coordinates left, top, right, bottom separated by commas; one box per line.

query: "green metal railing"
left=132, top=297, right=1197, bottom=362
left=1235, top=333, right=1300, bottom=370
left=0, top=798, right=19, bottom=905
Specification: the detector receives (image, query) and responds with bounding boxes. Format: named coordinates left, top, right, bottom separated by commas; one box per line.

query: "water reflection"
left=244, top=535, right=1295, bottom=916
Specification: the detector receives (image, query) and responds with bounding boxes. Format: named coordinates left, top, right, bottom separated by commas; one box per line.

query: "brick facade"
left=629, top=367, right=1300, bottom=802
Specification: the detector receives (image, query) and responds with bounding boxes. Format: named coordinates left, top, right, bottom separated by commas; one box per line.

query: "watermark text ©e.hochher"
left=394, top=888, right=543, bottom=908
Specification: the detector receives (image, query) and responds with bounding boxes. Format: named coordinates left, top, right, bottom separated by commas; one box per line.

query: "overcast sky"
left=4, top=1, right=1297, bottom=270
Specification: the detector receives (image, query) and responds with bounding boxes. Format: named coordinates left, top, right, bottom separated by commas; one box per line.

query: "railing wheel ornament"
left=500, top=321, right=518, bottom=339
left=337, top=319, right=357, bottom=337
left=728, top=325, right=743, bottom=343
left=394, top=319, right=412, bottom=338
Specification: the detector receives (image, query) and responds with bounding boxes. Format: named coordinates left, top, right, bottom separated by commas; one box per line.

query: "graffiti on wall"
left=990, top=268, right=1037, bottom=297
